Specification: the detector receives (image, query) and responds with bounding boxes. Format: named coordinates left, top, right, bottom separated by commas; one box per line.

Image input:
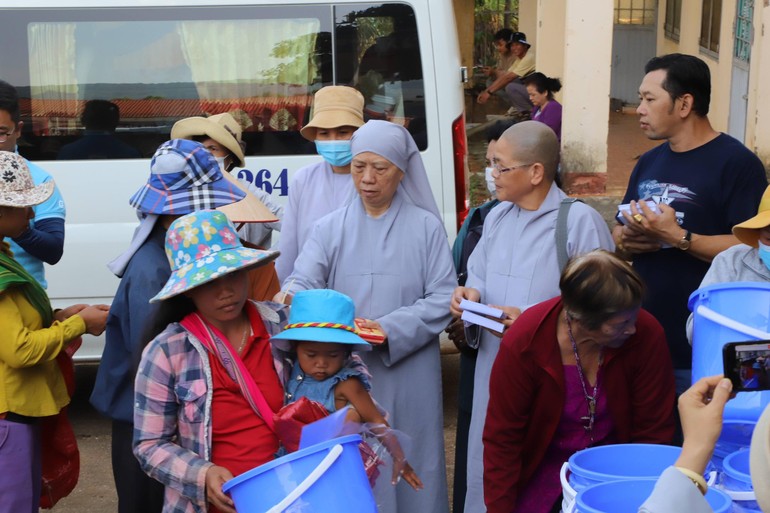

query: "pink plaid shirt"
left=133, top=301, right=289, bottom=513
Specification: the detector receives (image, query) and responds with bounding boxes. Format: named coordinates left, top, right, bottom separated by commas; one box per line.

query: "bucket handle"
left=706, top=471, right=717, bottom=487
left=266, top=443, right=343, bottom=513
left=559, top=462, right=577, bottom=504
left=695, top=305, right=770, bottom=340
left=715, top=484, right=756, bottom=501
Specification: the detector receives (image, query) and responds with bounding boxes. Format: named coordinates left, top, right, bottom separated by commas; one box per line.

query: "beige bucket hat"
left=733, top=185, right=770, bottom=248
left=217, top=170, right=279, bottom=224
left=299, top=86, right=365, bottom=141
left=0, top=151, right=54, bottom=208
left=171, top=113, right=246, bottom=168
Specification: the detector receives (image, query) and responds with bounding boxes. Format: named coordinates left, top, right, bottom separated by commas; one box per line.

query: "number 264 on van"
left=236, top=168, right=289, bottom=197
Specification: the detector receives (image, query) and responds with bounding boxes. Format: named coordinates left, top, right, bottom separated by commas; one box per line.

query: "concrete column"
left=452, top=0, right=475, bottom=86
left=535, top=0, right=566, bottom=100
left=752, top=1, right=770, bottom=170
left=519, top=0, right=538, bottom=39
left=560, top=0, right=614, bottom=193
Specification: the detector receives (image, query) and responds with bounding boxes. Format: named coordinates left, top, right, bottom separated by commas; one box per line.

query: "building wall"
left=659, top=0, right=770, bottom=171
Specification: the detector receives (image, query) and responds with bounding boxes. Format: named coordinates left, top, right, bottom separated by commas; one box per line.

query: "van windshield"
left=0, top=2, right=427, bottom=162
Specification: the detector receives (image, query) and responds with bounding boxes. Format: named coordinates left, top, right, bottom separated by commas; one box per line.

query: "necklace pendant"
left=588, top=399, right=596, bottom=415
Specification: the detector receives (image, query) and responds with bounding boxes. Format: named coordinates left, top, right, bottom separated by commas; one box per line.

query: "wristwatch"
left=677, top=229, right=692, bottom=251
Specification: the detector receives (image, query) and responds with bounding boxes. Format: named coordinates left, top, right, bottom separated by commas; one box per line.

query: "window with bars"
left=614, top=0, right=656, bottom=25
left=734, top=0, right=753, bottom=62
left=664, top=0, right=682, bottom=41
left=699, top=0, right=722, bottom=54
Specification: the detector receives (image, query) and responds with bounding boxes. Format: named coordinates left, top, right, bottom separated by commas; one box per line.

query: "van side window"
left=336, top=4, right=427, bottom=149
left=1, top=3, right=426, bottom=161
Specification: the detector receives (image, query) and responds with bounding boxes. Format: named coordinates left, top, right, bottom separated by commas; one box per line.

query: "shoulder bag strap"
left=180, top=313, right=276, bottom=432
left=556, top=198, right=583, bottom=273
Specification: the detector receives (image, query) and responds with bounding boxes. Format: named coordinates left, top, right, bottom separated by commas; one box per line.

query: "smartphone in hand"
left=354, top=318, right=386, bottom=345
left=723, top=340, right=770, bottom=392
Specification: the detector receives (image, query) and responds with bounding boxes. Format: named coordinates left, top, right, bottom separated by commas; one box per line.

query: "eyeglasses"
left=0, top=126, right=16, bottom=143
left=491, top=160, right=533, bottom=177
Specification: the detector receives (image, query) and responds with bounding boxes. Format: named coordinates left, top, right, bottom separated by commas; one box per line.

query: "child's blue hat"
left=271, top=289, right=371, bottom=352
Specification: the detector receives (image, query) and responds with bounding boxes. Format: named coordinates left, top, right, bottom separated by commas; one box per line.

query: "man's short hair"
left=644, top=53, right=711, bottom=117
left=82, top=100, right=120, bottom=131
left=485, top=119, right=516, bottom=143
left=0, top=80, right=20, bottom=123
left=494, top=28, right=515, bottom=46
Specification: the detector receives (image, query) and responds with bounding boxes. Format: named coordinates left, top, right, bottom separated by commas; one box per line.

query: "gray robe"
left=463, top=184, right=615, bottom=513
left=286, top=192, right=456, bottom=513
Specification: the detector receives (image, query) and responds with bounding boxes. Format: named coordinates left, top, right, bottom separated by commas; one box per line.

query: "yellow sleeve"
left=0, top=289, right=86, bottom=368
left=509, top=52, right=536, bottom=78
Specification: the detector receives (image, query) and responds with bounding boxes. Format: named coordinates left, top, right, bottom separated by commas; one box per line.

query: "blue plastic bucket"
left=721, top=449, right=760, bottom=513
left=574, top=478, right=732, bottom=513
left=688, top=282, right=770, bottom=421
left=567, top=444, right=682, bottom=492
left=222, top=434, right=376, bottom=513
left=712, top=420, right=756, bottom=472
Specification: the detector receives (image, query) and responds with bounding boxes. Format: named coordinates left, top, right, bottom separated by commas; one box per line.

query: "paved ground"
left=51, top=99, right=655, bottom=512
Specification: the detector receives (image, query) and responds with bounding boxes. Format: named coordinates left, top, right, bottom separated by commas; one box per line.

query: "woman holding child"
left=483, top=250, right=676, bottom=513
left=133, top=210, right=285, bottom=513
left=282, top=120, right=456, bottom=513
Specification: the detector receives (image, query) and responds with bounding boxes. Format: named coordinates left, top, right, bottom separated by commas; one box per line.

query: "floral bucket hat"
left=128, top=139, right=246, bottom=215
left=150, top=209, right=279, bottom=302
left=0, top=151, right=54, bottom=207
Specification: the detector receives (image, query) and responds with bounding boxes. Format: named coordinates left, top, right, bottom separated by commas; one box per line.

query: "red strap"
left=180, top=313, right=276, bottom=432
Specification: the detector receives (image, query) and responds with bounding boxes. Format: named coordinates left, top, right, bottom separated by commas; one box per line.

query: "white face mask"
left=214, top=156, right=227, bottom=170
left=485, top=166, right=496, bottom=195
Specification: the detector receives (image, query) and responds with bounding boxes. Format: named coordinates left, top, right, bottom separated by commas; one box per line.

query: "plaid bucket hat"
left=128, top=139, right=246, bottom=215
left=150, top=209, right=279, bottom=302
left=270, top=289, right=371, bottom=352
left=0, top=151, right=54, bottom=207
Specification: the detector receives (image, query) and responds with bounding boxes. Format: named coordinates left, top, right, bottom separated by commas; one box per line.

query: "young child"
left=271, top=288, right=423, bottom=490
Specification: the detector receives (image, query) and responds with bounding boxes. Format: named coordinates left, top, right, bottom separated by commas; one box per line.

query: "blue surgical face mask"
left=758, top=241, right=770, bottom=271
left=315, top=140, right=353, bottom=167
left=485, top=167, right=496, bottom=195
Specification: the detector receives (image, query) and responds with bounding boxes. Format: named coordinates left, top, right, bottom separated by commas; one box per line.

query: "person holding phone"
left=640, top=375, right=770, bottom=512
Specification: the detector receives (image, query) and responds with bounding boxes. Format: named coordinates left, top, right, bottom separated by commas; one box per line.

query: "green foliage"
left=474, top=0, right=518, bottom=66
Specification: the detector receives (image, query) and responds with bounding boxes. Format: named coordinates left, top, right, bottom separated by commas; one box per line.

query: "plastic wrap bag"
left=273, top=398, right=384, bottom=486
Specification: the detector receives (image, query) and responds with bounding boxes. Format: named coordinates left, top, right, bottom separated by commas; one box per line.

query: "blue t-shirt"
left=7, top=158, right=66, bottom=289
left=622, top=133, right=767, bottom=369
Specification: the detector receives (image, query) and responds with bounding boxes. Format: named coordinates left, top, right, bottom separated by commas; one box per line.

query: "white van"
left=0, top=0, right=468, bottom=360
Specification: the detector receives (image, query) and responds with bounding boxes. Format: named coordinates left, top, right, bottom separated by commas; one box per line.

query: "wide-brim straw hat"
left=150, top=210, right=279, bottom=302
left=751, top=403, right=770, bottom=511
left=217, top=171, right=279, bottom=224
left=128, top=139, right=246, bottom=215
left=299, top=86, right=365, bottom=142
left=270, top=289, right=371, bottom=352
left=733, top=185, right=770, bottom=248
left=171, top=113, right=246, bottom=168
left=0, top=152, right=54, bottom=208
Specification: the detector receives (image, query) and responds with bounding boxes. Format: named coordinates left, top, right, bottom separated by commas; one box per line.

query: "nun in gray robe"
left=284, top=120, right=455, bottom=513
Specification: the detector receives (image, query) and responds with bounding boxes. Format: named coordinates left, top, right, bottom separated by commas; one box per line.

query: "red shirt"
left=209, top=302, right=284, bottom=479
left=483, top=297, right=675, bottom=513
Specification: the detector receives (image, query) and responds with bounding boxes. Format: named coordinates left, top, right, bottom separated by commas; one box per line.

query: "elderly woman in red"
left=483, top=250, right=675, bottom=513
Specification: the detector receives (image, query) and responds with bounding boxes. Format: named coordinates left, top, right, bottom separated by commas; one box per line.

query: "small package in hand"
left=355, top=318, right=386, bottom=344
left=616, top=200, right=661, bottom=225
